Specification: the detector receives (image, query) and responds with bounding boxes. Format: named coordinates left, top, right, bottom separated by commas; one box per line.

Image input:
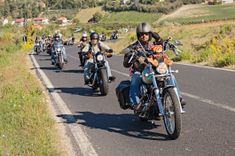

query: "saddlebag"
left=115, top=80, right=131, bottom=110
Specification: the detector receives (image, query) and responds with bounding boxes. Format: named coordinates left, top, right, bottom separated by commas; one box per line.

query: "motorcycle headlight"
left=36, top=43, right=39, bottom=46
left=97, top=54, right=104, bottom=61
left=142, top=66, right=153, bottom=84
left=156, top=62, right=168, bottom=74
left=57, top=48, right=61, bottom=52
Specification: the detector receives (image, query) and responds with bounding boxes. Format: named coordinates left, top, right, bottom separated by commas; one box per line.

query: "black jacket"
left=123, top=31, right=162, bottom=72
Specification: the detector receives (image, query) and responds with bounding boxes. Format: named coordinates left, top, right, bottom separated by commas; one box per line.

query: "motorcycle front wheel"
left=162, top=88, right=182, bottom=139
left=58, top=55, right=64, bottom=69
left=99, top=68, right=109, bottom=96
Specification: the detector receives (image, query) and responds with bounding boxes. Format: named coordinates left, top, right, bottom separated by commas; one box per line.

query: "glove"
left=137, top=56, right=145, bottom=64
left=87, top=52, right=93, bottom=59
left=107, top=49, right=113, bottom=53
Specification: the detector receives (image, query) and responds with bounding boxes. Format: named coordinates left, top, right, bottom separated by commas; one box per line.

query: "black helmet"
left=90, top=32, right=99, bottom=40
left=136, top=22, right=152, bottom=40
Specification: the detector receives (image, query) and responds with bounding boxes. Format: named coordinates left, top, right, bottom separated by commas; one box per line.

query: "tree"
left=92, top=12, right=103, bottom=23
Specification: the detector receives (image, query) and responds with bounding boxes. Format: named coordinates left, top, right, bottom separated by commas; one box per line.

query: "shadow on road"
left=38, top=58, right=51, bottom=61
left=48, top=87, right=101, bottom=97
left=60, top=69, right=84, bottom=74
left=57, top=111, right=171, bottom=141
left=31, top=66, right=59, bottom=71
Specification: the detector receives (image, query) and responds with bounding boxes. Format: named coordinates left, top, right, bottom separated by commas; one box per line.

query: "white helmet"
left=82, top=32, right=87, bottom=38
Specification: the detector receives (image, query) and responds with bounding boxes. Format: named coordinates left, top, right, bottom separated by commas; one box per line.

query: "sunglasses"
left=140, top=33, right=149, bottom=36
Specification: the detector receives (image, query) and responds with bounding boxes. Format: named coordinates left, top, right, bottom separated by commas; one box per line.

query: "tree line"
left=0, top=0, right=204, bottom=18
left=104, top=0, right=204, bottom=14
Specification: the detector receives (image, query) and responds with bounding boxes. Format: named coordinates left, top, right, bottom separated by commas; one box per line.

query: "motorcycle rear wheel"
left=163, top=88, right=182, bottom=139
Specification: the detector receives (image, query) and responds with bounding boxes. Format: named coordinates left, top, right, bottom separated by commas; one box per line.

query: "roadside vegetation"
left=156, top=23, right=235, bottom=68
left=159, top=3, right=235, bottom=24
left=0, top=25, right=61, bottom=155
left=101, top=11, right=162, bottom=25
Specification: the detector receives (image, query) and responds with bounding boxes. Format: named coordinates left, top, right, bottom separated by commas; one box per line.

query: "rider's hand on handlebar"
left=137, top=56, right=145, bottom=64
left=87, top=51, right=93, bottom=59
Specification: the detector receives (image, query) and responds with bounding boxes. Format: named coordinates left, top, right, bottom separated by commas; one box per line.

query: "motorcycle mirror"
left=168, top=36, right=172, bottom=40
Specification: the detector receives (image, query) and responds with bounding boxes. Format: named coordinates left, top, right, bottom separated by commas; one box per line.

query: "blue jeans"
left=51, top=47, right=67, bottom=64
left=129, top=72, right=142, bottom=106
left=83, top=59, right=112, bottom=83
left=129, top=72, right=181, bottom=106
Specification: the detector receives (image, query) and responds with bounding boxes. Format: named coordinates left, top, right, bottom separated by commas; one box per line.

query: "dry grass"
left=76, top=7, right=106, bottom=23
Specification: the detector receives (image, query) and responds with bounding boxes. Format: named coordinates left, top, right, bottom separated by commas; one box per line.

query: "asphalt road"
left=32, top=45, right=235, bottom=156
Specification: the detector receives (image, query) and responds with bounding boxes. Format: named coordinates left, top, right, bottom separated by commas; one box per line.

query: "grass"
left=75, top=7, right=105, bottom=23
left=156, top=23, right=235, bottom=67
left=101, top=11, right=162, bottom=25
left=0, top=26, right=61, bottom=155
left=160, top=4, right=235, bottom=24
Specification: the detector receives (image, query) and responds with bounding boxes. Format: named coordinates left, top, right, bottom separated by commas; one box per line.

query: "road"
left=31, top=45, right=235, bottom=156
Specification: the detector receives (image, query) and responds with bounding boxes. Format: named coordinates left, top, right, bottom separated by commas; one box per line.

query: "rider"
left=34, top=35, right=42, bottom=52
left=78, top=32, right=88, bottom=67
left=51, top=32, right=68, bottom=65
left=122, top=22, right=186, bottom=110
left=82, top=32, right=116, bottom=84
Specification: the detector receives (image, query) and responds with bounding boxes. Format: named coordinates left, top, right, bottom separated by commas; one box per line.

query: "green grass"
left=161, top=4, right=235, bottom=24
left=101, top=11, right=162, bottom=25
left=0, top=26, right=60, bottom=155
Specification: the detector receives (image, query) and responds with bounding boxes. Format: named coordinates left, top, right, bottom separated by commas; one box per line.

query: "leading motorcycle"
left=116, top=39, right=185, bottom=139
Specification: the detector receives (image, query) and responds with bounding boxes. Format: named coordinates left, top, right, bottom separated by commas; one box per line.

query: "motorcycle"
left=86, top=50, right=113, bottom=96
left=41, top=40, right=46, bottom=52
left=54, top=43, right=65, bottom=69
left=116, top=39, right=185, bottom=139
left=34, top=42, right=42, bottom=55
left=100, top=34, right=106, bottom=41
left=110, top=31, right=118, bottom=40
left=77, top=44, right=86, bottom=67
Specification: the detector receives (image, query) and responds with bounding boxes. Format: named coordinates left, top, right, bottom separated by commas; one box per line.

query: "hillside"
left=157, top=3, right=235, bottom=24
left=75, top=7, right=105, bottom=23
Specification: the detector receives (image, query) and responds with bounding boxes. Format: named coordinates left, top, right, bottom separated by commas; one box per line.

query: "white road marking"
left=30, top=54, right=98, bottom=156
left=111, top=69, right=235, bottom=113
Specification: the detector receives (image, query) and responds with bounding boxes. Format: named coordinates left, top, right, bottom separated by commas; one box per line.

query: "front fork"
left=152, top=75, right=165, bottom=116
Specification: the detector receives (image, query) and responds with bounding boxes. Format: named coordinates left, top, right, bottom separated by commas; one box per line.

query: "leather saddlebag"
left=115, top=80, right=131, bottom=110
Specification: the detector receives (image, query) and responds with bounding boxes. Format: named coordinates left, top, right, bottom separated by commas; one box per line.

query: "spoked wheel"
left=163, top=88, right=182, bottom=139
left=58, top=55, right=64, bottom=69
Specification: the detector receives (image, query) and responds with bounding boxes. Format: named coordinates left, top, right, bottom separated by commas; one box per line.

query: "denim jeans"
left=129, top=72, right=182, bottom=106
left=83, top=59, right=112, bottom=82
left=129, top=72, right=142, bottom=106
left=51, top=47, right=67, bottom=64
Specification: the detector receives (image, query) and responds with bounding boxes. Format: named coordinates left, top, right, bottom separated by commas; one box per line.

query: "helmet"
left=136, top=22, right=152, bottom=40
left=90, top=32, right=99, bottom=40
left=82, top=32, right=88, bottom=38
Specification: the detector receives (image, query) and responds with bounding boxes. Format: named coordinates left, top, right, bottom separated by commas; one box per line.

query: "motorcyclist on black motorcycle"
left=82, top=32, right=116, bottom=85
left=78, top=32, right=88, bottom=67
left=34, top=35, right=42, bottom=54
left=51, top=32, right=68, bottom=65
left=122, top=22, right=186, bottom=111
